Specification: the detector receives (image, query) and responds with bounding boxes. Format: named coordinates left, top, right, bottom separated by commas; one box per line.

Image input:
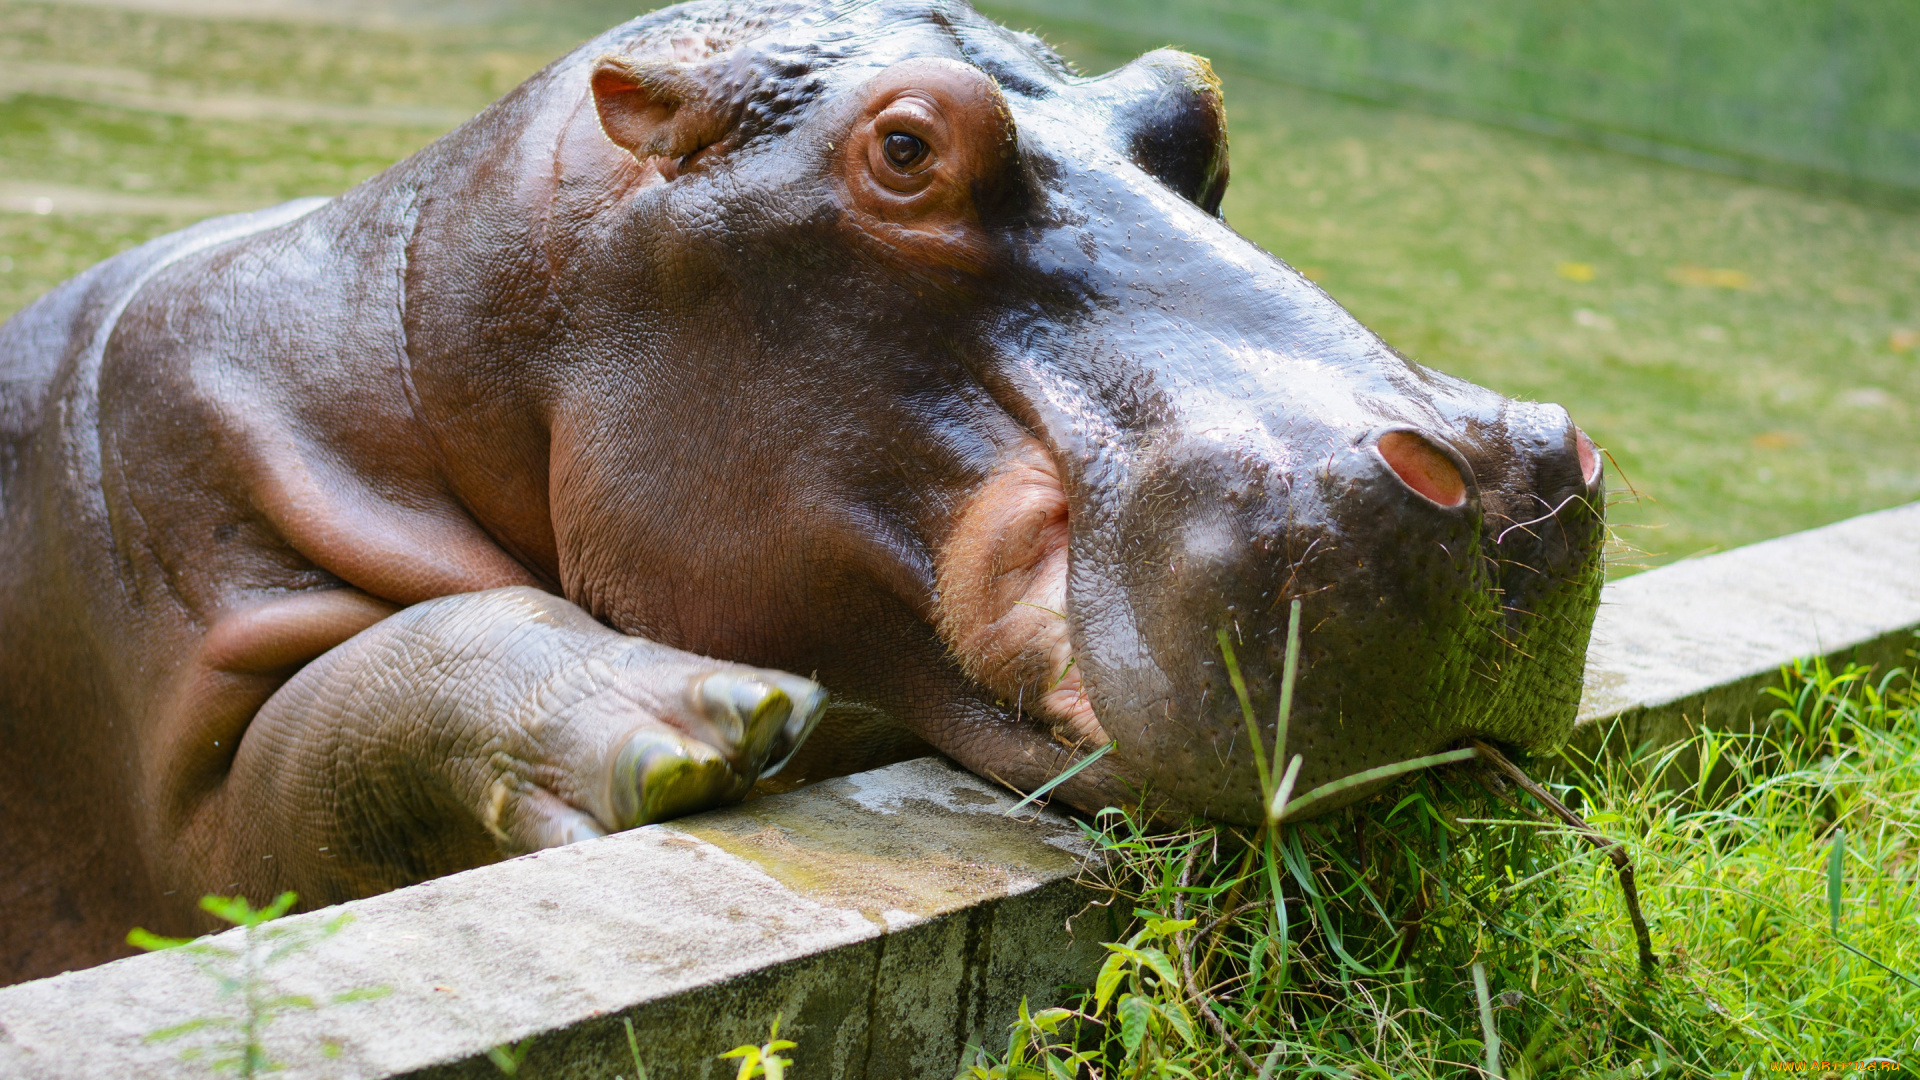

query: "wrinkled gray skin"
left=0, top=0, right=1603, bottom=983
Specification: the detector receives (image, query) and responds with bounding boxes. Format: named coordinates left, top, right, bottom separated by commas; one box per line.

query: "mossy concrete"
left=0, top=758, right=1111, bottom=1079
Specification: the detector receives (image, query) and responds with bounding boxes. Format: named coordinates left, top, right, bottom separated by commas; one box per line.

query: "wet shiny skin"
left=0, top=0, right=1601, bottom=983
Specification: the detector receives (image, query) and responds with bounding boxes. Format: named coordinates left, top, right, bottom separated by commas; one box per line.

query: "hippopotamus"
left=0, top=0, right=1604, bottom=983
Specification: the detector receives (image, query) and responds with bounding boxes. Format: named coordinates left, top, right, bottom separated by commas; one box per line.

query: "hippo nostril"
left=1575, top=427, right=1601, bottom=486
left=1375, top=430, right=1467, bottom=508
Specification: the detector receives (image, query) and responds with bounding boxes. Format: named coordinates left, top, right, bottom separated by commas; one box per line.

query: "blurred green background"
left=2, top=0, right=1916, bottom=575
left=984, top=0, right=1920, bottom=206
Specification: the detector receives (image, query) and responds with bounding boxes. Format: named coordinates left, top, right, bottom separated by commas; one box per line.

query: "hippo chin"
left=0, top=0, right=1603, bottom=982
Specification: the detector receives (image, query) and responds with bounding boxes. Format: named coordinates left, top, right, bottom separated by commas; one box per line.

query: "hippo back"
left=0, top=200, right=330, bottom=512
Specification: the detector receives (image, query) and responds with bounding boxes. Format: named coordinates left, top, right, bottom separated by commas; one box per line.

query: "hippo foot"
left=600, top=669, right=828, bottom=836
left=204, top=587, right=828, bottom=896
left=421, top=590, right=831, bottom=855
left=508, top=667, right=826, bottom=850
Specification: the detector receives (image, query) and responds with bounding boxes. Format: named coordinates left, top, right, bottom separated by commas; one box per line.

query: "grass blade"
left=1005, top=741, right=1115, bottom=816
left=1256, top=1040, right=1286, bottom=1080
left=1280, top=748, right=1480, bottom=821
left=1274, top=599, right=1302, bottom=769
left=1282, top=828, right=1375, bottom=975
left=1472, top=961, right=1503, bottom=1079
left=1828, top=828, right=1846, bottom=936
left=1834, top=939, right=1920, bottom=991
left=1266, top=753, right=1304, bottom=826
left=623, top=1017, right=649, bottom=1080
left=1263, top=829, right=1290, bottom=992
left=1217, top=627, right=1271, bottom=798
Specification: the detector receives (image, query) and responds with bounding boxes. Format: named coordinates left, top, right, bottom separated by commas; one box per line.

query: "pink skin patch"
left=934, top=440, right=1106, bottom=747
left=1375, top=430, right=1466, bottom=507
left=1575, top=427, right=1601, bottom=486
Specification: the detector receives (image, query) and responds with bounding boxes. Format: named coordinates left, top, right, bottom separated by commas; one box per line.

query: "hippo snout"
left=1068, top=395, right=1606, bottom=824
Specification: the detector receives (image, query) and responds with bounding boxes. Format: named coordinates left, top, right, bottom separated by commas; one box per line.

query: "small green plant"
left=722, top=1017, right=797, bottom=1080
left=129, top=891, right=387, bottom=1077
left=1093, top=917, right=1200, bottom=1067
left=960, top=998, right=1101, bottom=1080
left=487, top=1038, right=535, bottom=1075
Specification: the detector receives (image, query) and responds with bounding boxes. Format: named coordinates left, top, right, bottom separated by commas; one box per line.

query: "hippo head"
left=449, top=0, right=1605, bottom=825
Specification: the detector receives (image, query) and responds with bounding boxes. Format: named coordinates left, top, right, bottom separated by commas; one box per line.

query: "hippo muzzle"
left=1064, top=369, right=1606, bottom=823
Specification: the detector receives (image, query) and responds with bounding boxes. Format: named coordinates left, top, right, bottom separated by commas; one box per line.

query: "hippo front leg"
left=208, top=586, right=824, bottom=902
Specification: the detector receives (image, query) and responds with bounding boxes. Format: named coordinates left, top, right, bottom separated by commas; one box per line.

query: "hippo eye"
left=883, top=131, right=928, bottom=170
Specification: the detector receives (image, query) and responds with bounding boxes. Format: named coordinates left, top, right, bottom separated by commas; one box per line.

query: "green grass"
left=983, top=0, right=1920, bottom=204
left=963, top=652, right=1920, bottom=1077
left=0, top=0, right=557, bottom=314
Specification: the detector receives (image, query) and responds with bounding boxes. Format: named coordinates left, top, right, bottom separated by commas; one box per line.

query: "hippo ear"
left=591, top=55, right=739, bottom=167
left=1101, top=50, right=1230, bottom=216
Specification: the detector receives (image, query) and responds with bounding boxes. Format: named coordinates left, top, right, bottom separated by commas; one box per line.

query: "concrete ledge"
left=0, top=758, right=1110, bottom=1079
left=1572, top=499, right=1920, bottom=763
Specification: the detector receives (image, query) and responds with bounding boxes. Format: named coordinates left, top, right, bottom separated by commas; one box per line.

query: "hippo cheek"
left=933, top=439, right=1106, bottom=749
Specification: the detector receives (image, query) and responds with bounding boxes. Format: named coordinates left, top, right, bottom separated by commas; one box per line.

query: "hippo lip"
left=1028, top=637, right=1107, bottom=747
